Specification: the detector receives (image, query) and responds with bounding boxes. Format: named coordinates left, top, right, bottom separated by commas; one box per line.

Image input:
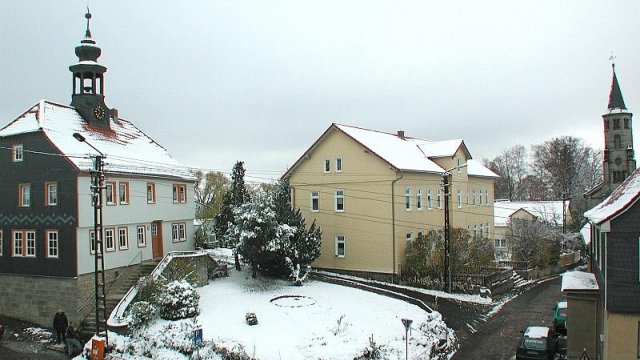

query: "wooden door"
left=151, top=221, right=163, bottom=259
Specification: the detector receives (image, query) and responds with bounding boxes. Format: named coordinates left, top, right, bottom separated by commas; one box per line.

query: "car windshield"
left=558, top=308, right=567, bottom=318
left=523, top=337, right=547, bottom=350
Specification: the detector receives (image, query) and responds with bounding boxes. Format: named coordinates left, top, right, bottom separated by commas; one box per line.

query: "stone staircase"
left=78, top=260, right=160, bottom=339
left=511, top=270, right=528, bottom=288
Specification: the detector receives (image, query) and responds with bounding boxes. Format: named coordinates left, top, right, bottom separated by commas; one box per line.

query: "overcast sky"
left=2, top=1, right=640, bottom=183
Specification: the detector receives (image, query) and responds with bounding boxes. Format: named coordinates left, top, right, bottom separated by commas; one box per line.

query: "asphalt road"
left=453, top=276, right=564, bottom=360
left=0, top=315, right=68, bottom=360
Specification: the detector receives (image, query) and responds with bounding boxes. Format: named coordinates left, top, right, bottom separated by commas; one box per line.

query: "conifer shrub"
left=127, top=301, right=157, bottom=329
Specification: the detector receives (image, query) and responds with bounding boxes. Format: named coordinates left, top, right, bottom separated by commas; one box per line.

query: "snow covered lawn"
left=196, top=269, right=454, bottom=359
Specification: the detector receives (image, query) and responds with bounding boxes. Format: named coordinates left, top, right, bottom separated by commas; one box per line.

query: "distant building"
left=584, top=166, right=640, bottom=359
left=283, top=123, right=498, bottom=279
left=585, top=64, right=636, bottom=209
left=0, top=12, right=195, bottom=326
left=493, top=200, right=571, bottom=260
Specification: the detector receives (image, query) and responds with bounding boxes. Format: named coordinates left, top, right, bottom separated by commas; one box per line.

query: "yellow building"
left=283, top=124, right=498, bottom=279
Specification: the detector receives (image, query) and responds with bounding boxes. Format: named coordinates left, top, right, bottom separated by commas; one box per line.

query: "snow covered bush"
left=127, top=301, right=157, bottom=329
left=354, top=335, right=387, bottom=359
left=160, top=280, right=200, bottom=320
left=136, top=276, right=167, bottom=306
left=245, top=312, right=258, bottom=326
left=285, top=257, right=311, bottom=286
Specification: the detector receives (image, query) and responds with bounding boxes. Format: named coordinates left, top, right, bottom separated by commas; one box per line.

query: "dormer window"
left=12, top=144, right=23, bottom=162
left=457, top=157, right=462, bottom=173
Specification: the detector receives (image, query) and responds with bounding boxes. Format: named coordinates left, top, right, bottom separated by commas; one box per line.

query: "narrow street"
left=452, top=276, right=563, bottom=360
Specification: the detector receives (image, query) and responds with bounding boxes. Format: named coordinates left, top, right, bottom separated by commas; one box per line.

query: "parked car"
left=516, top=326, right=557, bottom=360
left=553, top=301, right=567, bottom=334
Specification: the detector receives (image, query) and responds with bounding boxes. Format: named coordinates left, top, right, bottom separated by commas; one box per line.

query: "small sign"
left=193, top=327, right=203, bottom=347
left=90, top=337, right=105, bottom=360
left=401, top=318, right=413, bottom=332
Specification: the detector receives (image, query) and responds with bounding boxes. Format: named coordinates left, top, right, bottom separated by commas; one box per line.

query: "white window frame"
left=335, top=235, right=345, bottom=257
left=105, top=228, right=116, bottom=252
left=472, top=189, right=477, bottom=205
left=323, top=158, right=331, bottom=173
left=46, top=182, right=58, bottom=206
left=336, top=157, right=342, bottom=172
left=437, top=189, right=442, bottom=209
left=13, top=230, right=23, bottom=256
left=106, top=182, right=116, bottom=205
left=12, top=144, right=23, bottom=162
left=173, top=184, right=187, bottom=204
left=417, top=189, right=423, bottom=210
left=25, top=231, right=36, bottom=257
left=473, top=224, right=477, bottom=239
left=179, top=223, right=186, bottom=241
left=427, top=188, right=433, bottom=209
left=146, top=183, right=156, bottom=204
left=46, top=230, right=59, bottom=258
left=335, top=189, right=345, bottom=212
left=311, top=191, right=319, bottom=212
left=479, top=223, right=484, bottom=238
left=137, top=226, right=147, bottom=247
left=457, top=157, right=462, bottom=173
left=119, top=182, right=130, bottom=205
left=405, top=188, right=412, bottom=211
left=118, top=227, right=129, bottom=250
left=457, top=189, right=462, bottom=208
left=479, top=189, right=483, bottom=206
left=485, top=190, right=489, bottom=205
left=406, top=232, right=413, bottom=242
left=19, top=183, right=30, bottom=207
left=89, top=230, right=96, bottom=255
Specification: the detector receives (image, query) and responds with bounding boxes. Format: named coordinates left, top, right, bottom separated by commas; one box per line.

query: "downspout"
left=391, top=171, right=403, bottom=283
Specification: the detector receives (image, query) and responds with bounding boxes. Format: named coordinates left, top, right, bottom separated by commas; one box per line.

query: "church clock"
left=93, top=105, right=106, bottom=120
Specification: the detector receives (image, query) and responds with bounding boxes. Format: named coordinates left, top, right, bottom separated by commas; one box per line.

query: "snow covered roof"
left=561, top=271, right=599, bottom=292
left=580, top=223, right=591, bottom=245
left=284, top=123, right=498, bottom=178
left=558, top=301, right=567, bottom=309
left=0, top=100, right=194, bottom=180
left=524, top=326, right=550, bottom=339
left=584, top=167, right=640, bottom=224
left=494, top=200, right=568, bottom=227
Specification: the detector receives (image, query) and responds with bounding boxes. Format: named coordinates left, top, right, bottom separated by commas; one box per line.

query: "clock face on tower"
left=93, top=105, right=106, bottom=120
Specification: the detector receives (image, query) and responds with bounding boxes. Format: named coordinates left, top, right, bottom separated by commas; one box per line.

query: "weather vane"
left=85, top=6, right=92, bottom=38
left=609, top=52, right=616, bottom=70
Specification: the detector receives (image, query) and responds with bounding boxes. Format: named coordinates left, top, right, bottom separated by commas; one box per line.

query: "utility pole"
left=561, top=191, right=569, bottom=234
left=441, top=172, right=452, bottom=293
left=74, top=133, right=108, bottom=348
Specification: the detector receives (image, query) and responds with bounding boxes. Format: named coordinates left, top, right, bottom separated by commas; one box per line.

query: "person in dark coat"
left=53, top=310, right=68, bottom=344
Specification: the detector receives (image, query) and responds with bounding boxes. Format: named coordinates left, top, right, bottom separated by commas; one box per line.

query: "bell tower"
left=69, top=9, right=111, bottom=128
left=602, top=63, right=635, bottom=194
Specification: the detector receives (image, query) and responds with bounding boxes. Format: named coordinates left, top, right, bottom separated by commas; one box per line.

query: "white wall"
left=76, top=175, right=195, bottom=275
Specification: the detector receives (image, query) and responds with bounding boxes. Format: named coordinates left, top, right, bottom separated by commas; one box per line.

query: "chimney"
left=397, top=130, right=405, bottom=139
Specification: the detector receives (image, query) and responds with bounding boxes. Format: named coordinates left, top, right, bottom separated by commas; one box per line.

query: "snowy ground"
left=196, top=269, right=454, bottom=359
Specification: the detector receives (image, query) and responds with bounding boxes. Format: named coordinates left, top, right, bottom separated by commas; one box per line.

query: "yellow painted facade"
left=602, top=312, right=640, bottom=359
left=287, top=126, right=496, bottom=276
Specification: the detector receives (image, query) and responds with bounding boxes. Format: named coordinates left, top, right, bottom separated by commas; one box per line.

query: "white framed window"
left=336, top=157, right=342, bottom=172
left=13, top=231, right=23, bottom=256
left=486, top=223, right=490, bottom=237
left=146, top=183, right=156, bottom=204
left=437, top=189, right=442, bottom=209
left=0, top=230, right=3, bottom=256
left=479, top=189, right=483, bottom=206
left=106, top=182, right=116, bottom=205
left=335, top=235, right=345, bottom=257
left=335, top=190, right=345, bottom=212
left=311, top=191, right=319, bottom=212
left=473, top=224, right=477, bottom=239
left=172, top=223, right=179, bottom=242
left=46, top=182, right=58, bottom=206
left=472, top=189, right=476, bottom=205
left=485, top=190, right=489, bottom=205
left=457, top=189, right=462, bottom=208
left=457, top=157, right=462, bottom=173
left=137, top=226, right=147, bottom=247
left=12, top=144, right=24, bottom=162
left=179, top=223, right=186, bottom=241
left=173, top=184, right=187, bottom=203
left=89, top=230, right=96, bottom=255
left=495, top=239, right=506, bottom=248
left=118, top=227, right=129, bottom=250
left=105, top=228, right=116, bottom=252
left=119, top=182, right=130, bottom=205
left=417, top=189, right=423, bottom=210
left=406, top=232, right=413, bottom=242
left=427, top=189, right=433, bottom=209
left=479, top=223, right=484, bottom=238
left=19, top=183, right=30, bottom=207
left=46, top=230, right=59, bottom=258
left=25, top=231, right=36, bottom=257
left=171, top=222, right=187, bottom=242
left=323, top=158, right=330, bottom=173
left=405, top=188, right=412, bottom=211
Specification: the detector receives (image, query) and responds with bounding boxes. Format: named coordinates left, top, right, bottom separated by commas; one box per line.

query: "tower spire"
left=608, top=60, right=627, bottom=111
left=85, top=7, right=92, bottom=39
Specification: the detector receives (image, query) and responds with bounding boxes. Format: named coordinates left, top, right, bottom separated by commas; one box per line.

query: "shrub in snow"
left=127, top=301, right=157, bottom=329
left=245, top=312, right=258, bottom=326
left=136, top=277, right=168, bottom=306
left=285, top=258, right=311, bottom=286
left=331, top=314, right=349, bottom=335
left=160, top=280, right=200, bottom=320
left=354, top=335, right=387, bottom=360
left=163, top=257, right=199, bottom=286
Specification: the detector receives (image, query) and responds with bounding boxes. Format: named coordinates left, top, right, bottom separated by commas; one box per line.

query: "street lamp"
left=73, top=132, right=109, bottom=348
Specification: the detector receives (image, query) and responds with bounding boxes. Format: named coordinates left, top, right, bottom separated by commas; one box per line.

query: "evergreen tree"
left=214, top=161, right=250, bottom=246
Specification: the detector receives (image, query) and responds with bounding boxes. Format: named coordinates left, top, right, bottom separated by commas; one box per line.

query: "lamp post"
left=73, top=133, right=108, bottom=347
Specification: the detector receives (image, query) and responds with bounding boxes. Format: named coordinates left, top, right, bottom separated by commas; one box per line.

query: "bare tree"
left=484, top=145, right=529, bottom=200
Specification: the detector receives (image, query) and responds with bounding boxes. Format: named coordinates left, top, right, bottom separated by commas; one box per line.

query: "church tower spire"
left=602, top=62, right=635, bottom=193
left=69, top=9, right=111, bottom=128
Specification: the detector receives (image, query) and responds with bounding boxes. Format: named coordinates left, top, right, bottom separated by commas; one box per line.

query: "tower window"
left=614, top=134, right=622, bottom=149
left=604, top=119, right=610, bottom=130
left=624, top=118, right=630, bottom=129
left=614, top=119, right=620, bottom=129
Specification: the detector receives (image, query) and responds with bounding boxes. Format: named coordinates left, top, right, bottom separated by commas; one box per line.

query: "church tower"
left=69, top=10, right=112, bottom=128
left=602, top=64, right=635, bottom=194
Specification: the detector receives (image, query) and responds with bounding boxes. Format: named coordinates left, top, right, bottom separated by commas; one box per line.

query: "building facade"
left=585, top=167, right=640, bottom=359
left=283, top=124, right=498, bottom=279
left=0, top=12, right=195, bottom=326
